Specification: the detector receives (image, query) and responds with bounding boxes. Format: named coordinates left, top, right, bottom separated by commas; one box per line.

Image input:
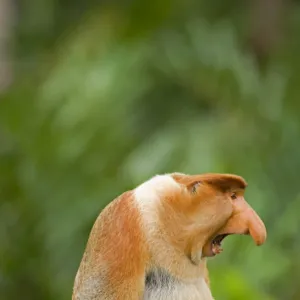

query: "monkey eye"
left=230, top=192, right=237, bottom=200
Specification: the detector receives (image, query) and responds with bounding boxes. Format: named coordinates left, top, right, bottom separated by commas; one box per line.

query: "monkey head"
left=169, top=173, right=267, bottom=260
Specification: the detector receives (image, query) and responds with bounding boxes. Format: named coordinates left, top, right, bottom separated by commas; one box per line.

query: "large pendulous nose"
left=246, top=205, right=267, bottom=246
left=219, top=197, right=267, bottom=246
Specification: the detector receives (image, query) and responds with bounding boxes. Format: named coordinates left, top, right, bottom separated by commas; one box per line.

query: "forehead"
left=204, top=177, right=246, bottom=193
left=171, top=173, right=247, bottom=193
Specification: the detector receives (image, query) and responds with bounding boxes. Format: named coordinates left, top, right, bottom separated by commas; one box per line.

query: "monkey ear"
left=186, top=181, right=202, bottom=194
left=171, top=173, right=202, bottom=194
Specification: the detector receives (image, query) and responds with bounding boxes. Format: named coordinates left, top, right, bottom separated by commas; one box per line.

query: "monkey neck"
left=146, top=223, right=207, bottom=281
left=156, top=206, right=209, bottom=272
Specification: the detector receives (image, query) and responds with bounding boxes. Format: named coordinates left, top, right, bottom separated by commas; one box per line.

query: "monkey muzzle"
left=203, top=197, right=267, bottom=257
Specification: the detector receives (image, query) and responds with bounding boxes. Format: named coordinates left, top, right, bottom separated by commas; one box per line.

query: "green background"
left=0, top=1, right=299, bottom=299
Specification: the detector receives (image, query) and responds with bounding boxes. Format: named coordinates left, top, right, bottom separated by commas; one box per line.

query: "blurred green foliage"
left=1, top=0, right=300, bottom=299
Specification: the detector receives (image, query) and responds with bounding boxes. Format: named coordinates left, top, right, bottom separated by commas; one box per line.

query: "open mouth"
left=211, top=233, right=230, bottom=255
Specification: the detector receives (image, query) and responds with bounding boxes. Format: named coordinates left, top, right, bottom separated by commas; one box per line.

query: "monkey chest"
left=144, top=270, right=214, bottom=300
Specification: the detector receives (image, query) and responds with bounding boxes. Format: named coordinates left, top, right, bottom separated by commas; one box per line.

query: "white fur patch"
left=134, top=174, right=180, bottom=206
left=135, top=174, right=180, bottom=201
left=144, top=276, right=213, bottom=300
left=134, top=174, right=180, bottom=225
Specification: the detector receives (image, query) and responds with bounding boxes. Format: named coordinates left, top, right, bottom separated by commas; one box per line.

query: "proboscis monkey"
left=72, top=173, right=267, bottom=300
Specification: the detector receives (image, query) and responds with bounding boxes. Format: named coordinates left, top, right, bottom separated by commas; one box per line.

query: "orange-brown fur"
left=72, top=173, right=267, bottom=300
left=73, top=191, right=148, bottom=299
